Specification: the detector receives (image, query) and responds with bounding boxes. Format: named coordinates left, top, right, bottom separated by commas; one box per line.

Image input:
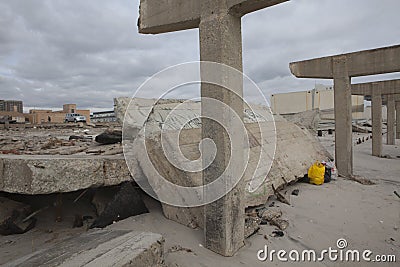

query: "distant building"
left=26, top=104, right=91, bottom=124
left=0, top=100, right=23, bottom=113
left=270, top=84, right=365, bottom=120
left=91, top=110, right=117, bottom=123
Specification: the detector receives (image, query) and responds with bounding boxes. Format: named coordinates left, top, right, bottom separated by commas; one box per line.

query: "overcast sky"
left=0, top=0, right=399, bottom=111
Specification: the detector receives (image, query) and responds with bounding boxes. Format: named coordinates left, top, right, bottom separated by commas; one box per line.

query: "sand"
left=0, top=133, right=399, bottom=266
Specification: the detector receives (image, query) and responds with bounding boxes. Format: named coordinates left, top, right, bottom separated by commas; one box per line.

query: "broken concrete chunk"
left=244, top=216, right=261, bottom=238
left=260, top=209, right=282, bottom=222
left=95, top=130, right=122, bottom=145
left=0, top=197, right=36, bottom=236
left=270, top=218, right=289, bottom=231
left=7, top=230, right=165, bottom=267
left=90, top=183, right=148, bottom=229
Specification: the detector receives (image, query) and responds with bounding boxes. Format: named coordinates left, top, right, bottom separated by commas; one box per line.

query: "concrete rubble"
left=117, top=97, right=331, bottom=229
left=6, top=230, right=165, bottom=267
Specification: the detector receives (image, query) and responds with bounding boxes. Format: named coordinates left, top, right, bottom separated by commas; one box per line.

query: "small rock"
left=244, top=216, right=261, bottom=238
left=271, top=230, right=284, bottom=237
left=291, top=189, right=299, bottom=196
left=95, top=130, right=122, bottom=145
left=270, top=218, right=289, bottom=231
left=0, top=197, right=36, bottom=236
left=261, top=209, right=282, bottom=221
left=90, top=183, right=149, bottom=229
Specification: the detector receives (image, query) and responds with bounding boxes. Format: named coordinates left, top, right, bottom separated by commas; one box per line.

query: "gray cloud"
left=0, top=0, right=399, bottom=111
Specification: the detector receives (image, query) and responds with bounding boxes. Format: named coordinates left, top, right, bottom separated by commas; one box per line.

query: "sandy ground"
left=0, top=132, right=399, bottom=266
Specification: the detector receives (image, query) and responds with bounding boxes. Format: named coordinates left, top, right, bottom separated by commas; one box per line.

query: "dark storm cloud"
left=0, top=0, right=399, bottom=110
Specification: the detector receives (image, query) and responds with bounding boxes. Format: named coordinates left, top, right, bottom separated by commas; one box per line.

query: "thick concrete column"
left=332, top=56, right=353, bottom=177
left=387, top=95, right=395, bottom=145
left=372, top=90, right=383, bottom=157
left=199, top=2, right=245, bottom=256
left=396, top=101, right=400, bottom=139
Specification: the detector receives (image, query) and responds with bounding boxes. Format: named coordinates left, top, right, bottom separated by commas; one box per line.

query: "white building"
left=270, top=84, right=365, bottom=120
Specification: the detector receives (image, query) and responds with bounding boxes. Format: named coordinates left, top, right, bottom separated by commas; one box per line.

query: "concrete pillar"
left=387, top=95, right=395, bottom=145
left=372, top=90, right=382, bottom=157
left=199, top=2, right=245, bottom=256
left=332, top=56, right=353, bottom=178
left=396, top=101, right=400, bottom=139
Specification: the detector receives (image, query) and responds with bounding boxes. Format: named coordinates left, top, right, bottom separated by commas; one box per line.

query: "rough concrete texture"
left=117, top=98, right=330, bottom=229
left=158, top=117, right=330, bottom=230
left=138, top=0, right=289, bottom=257
left=0, top=155, right=131, bottom=194
left=332, top=56, right=353, bottom=178
left=396, top=101, right=400, bottom=139
left=387, top=94, right=396, bottom=145
left=372, top=90, right=383, bottom=157
left=7, top=230, right=164, bottom=267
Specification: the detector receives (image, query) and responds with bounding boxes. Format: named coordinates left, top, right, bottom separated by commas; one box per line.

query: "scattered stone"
left=269, top=202, right=275, bottom=207
left=168, top=245, right=196, bottom=255
left=291, top=189, right=299, bottom=196
left=244, top=216, right=261, bottom=238
left=260, top=209, right=282, bottom=222
left=270, top=218, right=289, bottom=231
left=394, top=191, right=400, bottom=199
left=0, top=197, right=36, bottom=236
left=271, top=230, right=284, bottom=237
left=347, top=175, right=375, bottom=185
left=90, top=183, right=149, bottom=229
left=95, top=130, right=122, bottom=145
left=272, top=184, right=290, bottom=205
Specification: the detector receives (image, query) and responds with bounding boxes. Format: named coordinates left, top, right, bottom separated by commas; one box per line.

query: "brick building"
left=0, top=100, right=23, bottom=113
left=26, top=104, right=91, bottom=124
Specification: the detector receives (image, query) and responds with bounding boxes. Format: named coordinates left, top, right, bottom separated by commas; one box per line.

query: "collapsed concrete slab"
left=117, top=97, right=331, bottom=229
left=0, top=155, right=131, bottom=194
left=7, top=230, right=164, bottom=267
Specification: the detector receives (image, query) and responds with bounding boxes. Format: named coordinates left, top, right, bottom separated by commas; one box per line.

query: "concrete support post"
left=396, top=101, right=400, bottom=139
left=332, top=56, right=353, bottom=177
left=199, top=3, right=245, bottom=256
left=387, top=95, right=395, bottom=145
left=372, top=90, right=383, bottom=157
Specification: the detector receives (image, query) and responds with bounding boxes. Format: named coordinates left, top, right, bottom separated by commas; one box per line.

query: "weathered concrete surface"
left=0, top=155, right=131, bottom=194
left=396, top=101, right=400, bottom=139
left=138, top=0, right=288, bottom=34
left=387, top=94, right=396, bottom=145
left=372, top=90, right=383, bottom=157
left=7, top=230, right=164, bottom=267
left=351, top=79, right=400, bottom=96
left=118, top=98, right=330, bottom=230
left=199, top=0, right=246, bottom=256
left=290, top=45, right=400, bottom=177
left=142, top=116, right=330, bottom=230
left=289, top=45, right=400, bottom=79
left=138, top=0, right=289, bottom=257
left=332, top=56, right=353, bottom=177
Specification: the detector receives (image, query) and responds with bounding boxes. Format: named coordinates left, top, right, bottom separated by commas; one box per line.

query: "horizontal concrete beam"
left=351, top=79, right=400, bottom=96
left=290, top=45, right=400, bottom=79
left=138, top=0, right=288, bottom=34
left=138, top=0, right=200, bottom=34
left=228, top=0, right=289, bottom=16
left=0, top=155, right=132, bottom=194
